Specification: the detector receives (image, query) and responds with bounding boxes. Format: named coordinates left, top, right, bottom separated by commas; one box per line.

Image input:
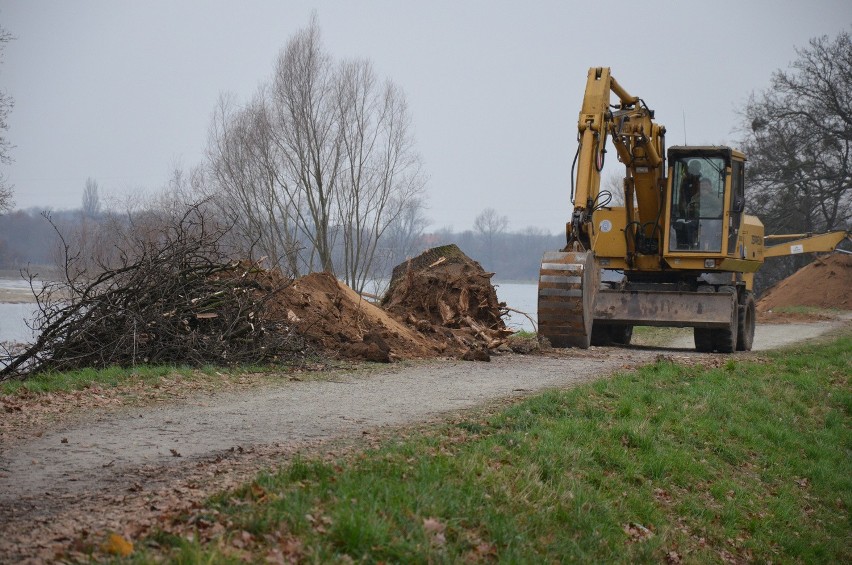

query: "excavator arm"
left=540, top=67, right=667, bottom=348
left=763, top=231, right=851, bottom=258
left=569, top=67, right=666, bottom=253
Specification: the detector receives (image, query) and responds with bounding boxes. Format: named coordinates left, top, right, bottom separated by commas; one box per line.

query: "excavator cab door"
left=727, top=158, right=745, bottom=255
left=668, top=155, right=727, bottom=253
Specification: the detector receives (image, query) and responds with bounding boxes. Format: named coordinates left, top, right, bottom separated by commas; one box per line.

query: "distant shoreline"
left=0, top=288, right=37, bottom=304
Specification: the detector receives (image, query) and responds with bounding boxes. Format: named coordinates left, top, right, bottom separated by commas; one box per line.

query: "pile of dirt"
left=381, top=244, right=512, bottom=360
left=757, top=252, right=852, bottom=317
left=271, top=272, right=439, bottom=362
left=272, top=245, right=511, bottom=362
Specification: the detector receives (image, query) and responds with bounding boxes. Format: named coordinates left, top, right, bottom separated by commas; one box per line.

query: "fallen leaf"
left=623, top=522, right=654, bottom=542
left=423, top=517, right=445, bottom=534
left=250, top=482, right=267, bottom=501
left=101, top=532, right=133, bottom=557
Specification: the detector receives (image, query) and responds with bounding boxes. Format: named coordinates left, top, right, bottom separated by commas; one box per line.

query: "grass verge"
left=125, top=333, right=850, bottom=563
left=0, top=357, right=343, bottom=396
left=764, top=305, right=842, bottom=316
left=0, top=364, right=199, bottom=395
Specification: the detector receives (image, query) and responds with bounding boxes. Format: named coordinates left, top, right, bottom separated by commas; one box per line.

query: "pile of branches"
left=0, top=204, right=301, bottom=380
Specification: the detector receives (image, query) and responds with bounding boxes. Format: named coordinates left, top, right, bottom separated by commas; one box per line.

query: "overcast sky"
left=2, top=1, right=850, bottom=232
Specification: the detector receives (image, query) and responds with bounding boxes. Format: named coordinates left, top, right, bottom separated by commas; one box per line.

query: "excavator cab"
left=664, top=146, right=746, bottom=259
left=668, top=155, right=726, bottom=252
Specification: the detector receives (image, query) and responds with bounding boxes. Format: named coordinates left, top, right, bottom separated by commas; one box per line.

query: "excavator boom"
left=539, top=67, right=666, bottom=348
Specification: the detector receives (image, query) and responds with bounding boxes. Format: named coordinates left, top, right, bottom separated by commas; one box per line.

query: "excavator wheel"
left=694, top=328, right=714, bottom=352
left=537, top=250, right=597, bottom=348
left=736, top=290, right=756, bottom=351
left=590, top=323, right=612, bottom=346
left=693, top=286, right=738, bottom=353
left=590, top=323, right=633, bottom=346
left=711, top=286, right=738, bottom=353
left=610, top=324, right=633, bottom=345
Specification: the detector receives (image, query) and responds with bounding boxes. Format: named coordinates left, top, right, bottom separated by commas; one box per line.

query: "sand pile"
left=757, top=252, right=851, bottom=314
left=274, top=245, right=511, bottom=362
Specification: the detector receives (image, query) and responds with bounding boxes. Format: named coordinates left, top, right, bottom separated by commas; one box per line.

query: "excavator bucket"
left=537, top=250, right=597, bottom=348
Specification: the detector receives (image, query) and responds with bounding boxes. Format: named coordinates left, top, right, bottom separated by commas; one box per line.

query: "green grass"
left=126, top=333, right=851, bottom=563
left=0, top=364, right=199, bottom=395
left=0, top=358, right=343, bottom=396
left=511, top=329, right=536, bottom=339
left=766, top=305, right=840, bottom=316
left=631, top=326, right=692, bottom=347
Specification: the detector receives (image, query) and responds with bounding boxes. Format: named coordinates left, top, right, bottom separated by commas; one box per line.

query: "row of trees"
left=0, top=200, right=563, bottom=282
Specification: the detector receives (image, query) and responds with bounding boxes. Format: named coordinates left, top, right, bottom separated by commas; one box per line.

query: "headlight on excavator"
left=704, top=259, right=717, bottom=268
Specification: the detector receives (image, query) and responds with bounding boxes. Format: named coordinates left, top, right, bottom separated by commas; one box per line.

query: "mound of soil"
left=757, top=252, right=851, bottom=316
left=272, top=272, right=439, bottom=362
left=381, top=244, right=512, bottom=359
left=271, top=245, right=511, bottom=362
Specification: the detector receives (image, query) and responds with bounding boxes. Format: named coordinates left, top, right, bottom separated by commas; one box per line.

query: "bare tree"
left=335, top=59, right=426, bottom=291
left=738, top=29, right=852, bottom=294
left=0, top=24, right=15, bottom=212
left=205, top=14, right=426, bottom=288
left=740, top=30, right=851, bottom=235
left=382, top=195, right=429, bottom=264
left=82, top=177, right=101, bottom=218
left=474, top=208, right=509, bottom=268
left=269, top=14, right=341, bottom=273
left=474, top=207, right=509, bottom=238
left=206, top=94, right=302, bottom=275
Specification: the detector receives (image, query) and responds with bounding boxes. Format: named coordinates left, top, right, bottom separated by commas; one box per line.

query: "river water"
left=494, top=282, right=538, bottom=332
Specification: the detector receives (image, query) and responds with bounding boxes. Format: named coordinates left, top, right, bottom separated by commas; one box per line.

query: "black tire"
left=711, top=286, right=738, bottom=353
left=736, top=290, right=756, bottom=351
left=694, top=328, right=714, bottom=352
left=610, top=324, right=633, bottom=345
left=590, top=323, right=612, bottom=346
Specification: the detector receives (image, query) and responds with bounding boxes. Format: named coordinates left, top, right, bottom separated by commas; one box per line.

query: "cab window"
left=669, top=157, right=725, bottom=252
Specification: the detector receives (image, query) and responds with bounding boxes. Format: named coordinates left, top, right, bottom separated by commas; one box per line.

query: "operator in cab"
left=689, top=178, right=724, bottom=251
left=689, top=179, right=723, bottom=218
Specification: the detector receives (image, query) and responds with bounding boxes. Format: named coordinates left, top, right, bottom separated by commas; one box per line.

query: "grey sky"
left=2, top=1, right=850, bottom=232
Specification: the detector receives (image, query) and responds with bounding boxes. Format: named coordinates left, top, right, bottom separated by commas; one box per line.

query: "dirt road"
left=0, top=320, right=842, bottom=562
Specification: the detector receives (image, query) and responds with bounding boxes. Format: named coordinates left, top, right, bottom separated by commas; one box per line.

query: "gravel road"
left=0, top=320, right=842, bottom=562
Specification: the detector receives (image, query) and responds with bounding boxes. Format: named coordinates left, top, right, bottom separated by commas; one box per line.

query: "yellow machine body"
left=538, top=67, right=849, bottom=352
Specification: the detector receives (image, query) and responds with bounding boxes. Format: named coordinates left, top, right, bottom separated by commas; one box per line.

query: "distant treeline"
left=0, top=208, right=61, bottom=270
left=1, top=205, right=830, bottom=295
left=0, top=207, right=565, bottom=283
left=422, top=227, right=565, bottom=281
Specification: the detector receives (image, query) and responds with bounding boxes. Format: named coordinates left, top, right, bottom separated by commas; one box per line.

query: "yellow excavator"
left=538, top=67, right=850, bottom=352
